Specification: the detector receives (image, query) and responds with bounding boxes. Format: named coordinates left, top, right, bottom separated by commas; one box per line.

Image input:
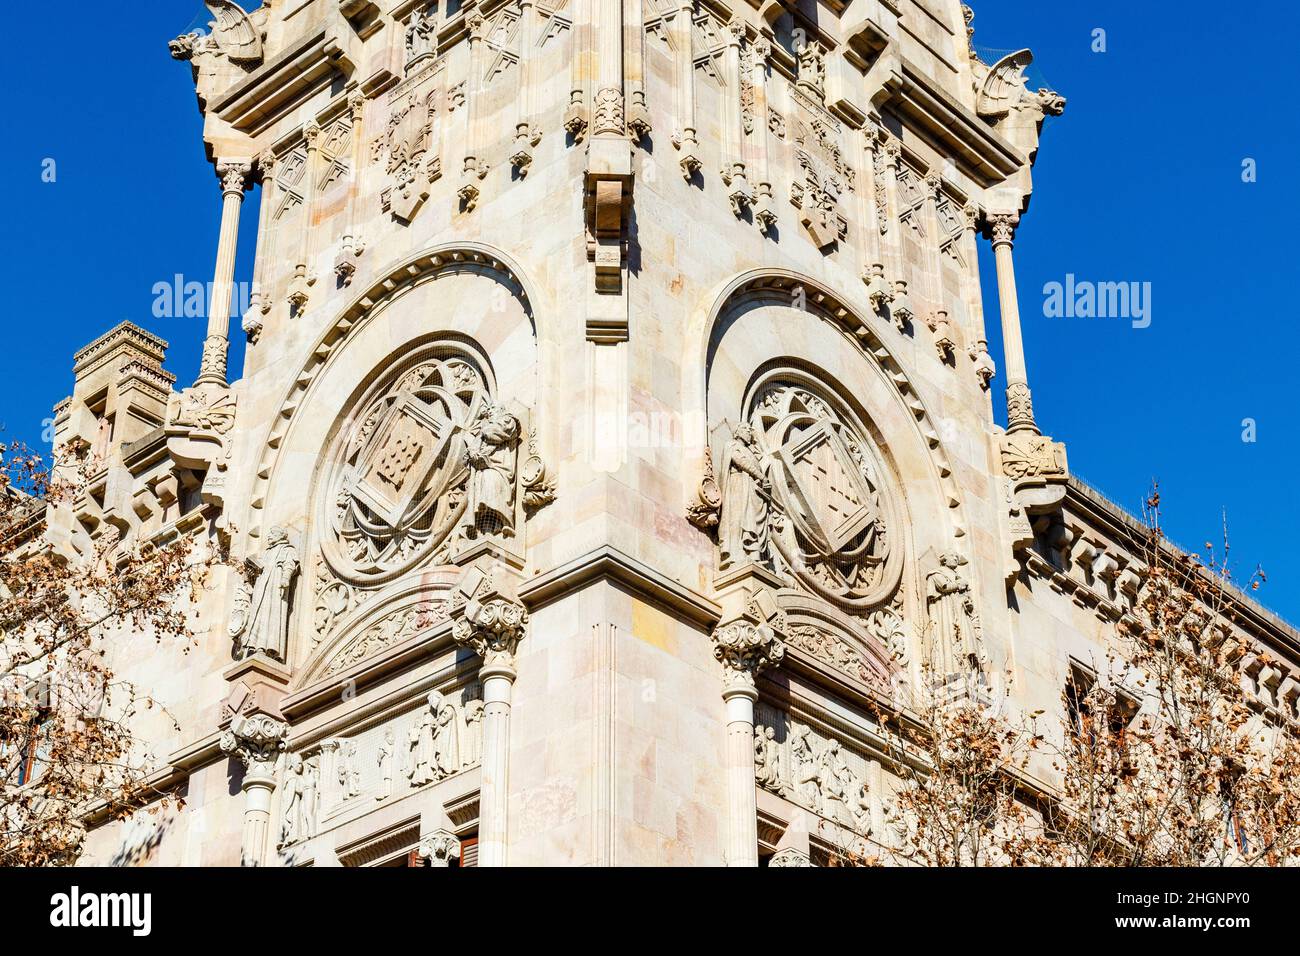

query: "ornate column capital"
left=712, top=590, right=787, bottom=700
left=418, top=831, right=462, bottom=867
left=216, top=160, right=252, bottom=198
left=753, top=36, right=772, bottom=62
left=219, top=713, right=289, bottom=785
left=727, top=21, right=745, bottom=46
left=452, top=567, right=529, bottom=677
left=987, top=212, right=1019, bottom=249
left=303, top=122, right=322, bottom=151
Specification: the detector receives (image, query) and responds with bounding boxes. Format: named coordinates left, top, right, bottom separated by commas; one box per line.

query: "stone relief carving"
left=324, top=600, right=449, bottom=676
left=707, top=384, right=904, bottom=612
left=377, top=729, right=395, bottom=800
left=279, top=753, right=320, bottom=847
left=406, top=687, right=485, bottom=786
left=754, top=705, right=902, bottom=846
left=788, top=105, right=852, bottom=251
left=337, top=739, right=362, bottom=799
left=380, top=61, right=445, bottom=223
left=317, top=351, right=553, bottom=590
left=229, top=527, right=300, bottom=663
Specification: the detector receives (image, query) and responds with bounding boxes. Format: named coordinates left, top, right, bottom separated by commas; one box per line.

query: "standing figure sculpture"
left=431, top=692, right=461, bottom=778
left=229, top=526, right=300, bottom=662
left=717, top=425, right=771, bottom=569
left=464, top=403, right=520, bottom=537
left=377, top=729, right=395, bottom=800
left=925, top=552, right=984, bottom=678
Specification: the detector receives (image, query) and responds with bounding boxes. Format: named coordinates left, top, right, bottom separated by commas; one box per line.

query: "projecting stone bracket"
left=584, top=138, right=633, bottom=342
left=998, top=427, right=1069, bottom=578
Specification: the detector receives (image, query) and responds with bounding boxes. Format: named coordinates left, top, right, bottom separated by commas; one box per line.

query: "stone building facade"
left=49, top=0, right=1299, bottom=866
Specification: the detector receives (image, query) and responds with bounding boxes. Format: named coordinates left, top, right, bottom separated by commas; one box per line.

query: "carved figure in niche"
left=718, top=425, right=771, bottom=569
left=406, top=690, right=464, bottom=785
left=338, top=740, right=361, bottom=799
left=815, top=739, right=852, bottom=825
left=853, top=778, right=874, bottom=836
left=407, top=702, right=436, bottom=786
left=461, top=699, right=484, bottom=768
left=229, top=526, right=300, bottom=662
left=753, top=725, right=781, bottom=789
left=788, top=724, right=821, bottom=807
left=926, top=552, right=984, bottom=677
left=377, top=729, right=395, bottom=800
left=464, top=403, right=521, bottom=538
left=280, top=753, right=319, bottom=846
left=432, top=693, right=461, bottom=777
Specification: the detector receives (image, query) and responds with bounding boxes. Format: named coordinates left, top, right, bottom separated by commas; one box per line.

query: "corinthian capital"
left=987, top=212, right=1019, bottom=248
left=220, top=713, right=289, bottom=782
left=453, top=595, right=529, bottom=673
left=217, top=161, right=252, bottom=198
left=712, top=590, right=787, bottom=698
left=418, top=831, right=462, bottom=867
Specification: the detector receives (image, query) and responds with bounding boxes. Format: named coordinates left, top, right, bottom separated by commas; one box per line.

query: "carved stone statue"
left=753, top=725, right=781, bottom=790
left=464, top=403, right=521, bottom=537
left=926, top=552, right=984, bottom=677
left=377, top=729, right=395, bottom=801
left=229, top=527, right=300, bottom=662
left=717, top=425, right=770, bottom=569
left=432, top=693, right=461, bottom=777
left=461, top=699, right=484, bottom=768
left=280, top=753, right=318, bottom=846
left=337, top=739, right=361, bottom=799
left=406, top=690, right=463, bottom=785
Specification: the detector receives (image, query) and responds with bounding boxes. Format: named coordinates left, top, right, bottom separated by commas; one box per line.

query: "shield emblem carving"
left=351, top=394, right=460, bottom=528
left=772, top=422, right=878, bottom=558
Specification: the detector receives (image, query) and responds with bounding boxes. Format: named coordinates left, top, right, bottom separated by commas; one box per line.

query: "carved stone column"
left=963, top=202, right=996, bottom=388
left=196, top=161, right=251, bottom=386
left=287, top=124, right=321, bottom=313
left=219, top=713, right=289, bottom=866
left=452, top=585, right=528, bottom=867
left=241, top=150, right=276, bottom=346
left=335, top=91, right=368, bottom=285
left=672, top=0, right=700, bottom=178
left=510, top=0, right=542, bottom=173
left=711, top=589, right=786, bottom=867
left=721, top=23, right=750, bottom=215
left=750, top=38, right=776, bottom=232
left=460, top=14, right=489, bottom=210
left=986, top=211, right=1069, bottom=542
left=987, top=212, right=1036, bottom=434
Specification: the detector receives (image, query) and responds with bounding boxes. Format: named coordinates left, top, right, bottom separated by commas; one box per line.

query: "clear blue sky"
left=2, top=2, right=1296, bottom=621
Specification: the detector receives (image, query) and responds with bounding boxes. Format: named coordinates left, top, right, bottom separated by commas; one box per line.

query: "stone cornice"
left=1063, top=478, right=1300, bottom=653
left=518, top=545, right=722, bottom=628
left=73, top=322, right=168, bottom=376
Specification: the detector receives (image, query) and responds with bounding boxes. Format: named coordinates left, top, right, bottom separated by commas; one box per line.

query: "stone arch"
left=685, top=268, right=968, bottom=549
left=245, top=242, right=544, bottom=549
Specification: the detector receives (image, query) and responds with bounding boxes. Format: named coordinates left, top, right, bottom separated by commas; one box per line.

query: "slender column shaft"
left=241, top=775, right=275, bottom=867
left=723, top=687, right=759, bottom=867
left=751, top=38, right=775, bottom=229
left=196, top=162, right=249, bottom=386
left=989, top=214, right=1038, bottom=433
left=674, top=0, right=699, bottom=175
left=477, top=667, right=514, bottom=867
